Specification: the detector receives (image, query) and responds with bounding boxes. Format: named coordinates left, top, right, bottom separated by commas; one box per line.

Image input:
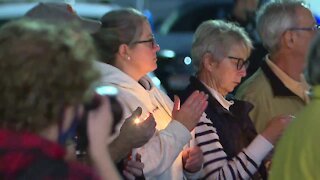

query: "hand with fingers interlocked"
left=182, top=146, right=204, bottom=173
left=123, top=153, right=145, bottom=180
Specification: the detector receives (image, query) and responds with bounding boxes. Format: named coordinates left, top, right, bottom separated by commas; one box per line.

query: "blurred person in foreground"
left=93, top=8, right=208, bottom=180
left=0, top=19, right=119, bottom=180
left=269, top=31, right=320, bottom=180
left=24, top=2, right=157, bottom=179
left=236, top=1, right=318, bottom=133
left=180, top=19, right=292, bottom=179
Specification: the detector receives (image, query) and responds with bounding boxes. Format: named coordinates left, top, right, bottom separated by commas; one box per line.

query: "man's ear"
left=282, top=30, right=296, bottom=49
left=202, top=53, right=217, bottom=72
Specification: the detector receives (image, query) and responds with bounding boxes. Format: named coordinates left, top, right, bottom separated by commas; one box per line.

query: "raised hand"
left=87, top=95, right=121, bottom=180
left=87, top=95, right=113, bottom=149
left=172, top=91, right=208, bottom=131
left=109, top=107, right=156, bottom=163
left=261, top=115, right=293, bottom=145
left=119, top=107, right=157, bottom=148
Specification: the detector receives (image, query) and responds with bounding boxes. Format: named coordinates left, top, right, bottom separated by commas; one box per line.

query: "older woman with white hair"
left=180, top=20, right=292, bottom=179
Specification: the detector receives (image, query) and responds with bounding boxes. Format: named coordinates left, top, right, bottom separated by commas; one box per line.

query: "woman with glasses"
left=92, top=8, right=208, bottom=180
left=180, top=20, right=292, bottom=179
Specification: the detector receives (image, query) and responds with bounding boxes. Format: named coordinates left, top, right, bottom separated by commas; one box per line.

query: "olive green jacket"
left=236, top=61, right=306, bottom=133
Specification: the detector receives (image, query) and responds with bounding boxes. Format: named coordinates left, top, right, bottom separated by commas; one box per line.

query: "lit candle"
left=131, top=149, right=137, bottom=161
left=134, top=117, right=141, bottom=124
left=131, top=112, right=151, bottom=160
left=134, top=112, right=150, bottom=124
left=132, top=117, right=141, bottom=160
left=190, top=129, right=196, bottom=147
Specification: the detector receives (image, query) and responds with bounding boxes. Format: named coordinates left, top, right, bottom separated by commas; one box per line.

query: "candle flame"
left=134, top=118, right=141, bottom=124
left=134, top=113, right=151, bottom=125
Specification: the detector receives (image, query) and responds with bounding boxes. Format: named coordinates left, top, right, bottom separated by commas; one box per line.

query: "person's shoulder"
left=236, top=68, right=269, bottom=97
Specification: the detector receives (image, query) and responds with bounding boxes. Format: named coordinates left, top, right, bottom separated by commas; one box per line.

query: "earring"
left=127, top=56, right=131, bottom=61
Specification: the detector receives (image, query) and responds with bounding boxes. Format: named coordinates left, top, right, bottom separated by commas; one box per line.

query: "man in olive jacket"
left=236, top=1, right=316, bottom=132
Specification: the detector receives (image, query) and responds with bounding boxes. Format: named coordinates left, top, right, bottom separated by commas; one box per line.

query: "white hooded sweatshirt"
left=94, top=61, right=200, bottom=180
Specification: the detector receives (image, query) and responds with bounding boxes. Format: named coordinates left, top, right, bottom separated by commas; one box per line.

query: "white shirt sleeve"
left=196, top=116, right=273, bottom=180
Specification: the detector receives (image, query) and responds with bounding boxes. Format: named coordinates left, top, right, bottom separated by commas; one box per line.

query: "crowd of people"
left=0, top=0, right=319, bottom=180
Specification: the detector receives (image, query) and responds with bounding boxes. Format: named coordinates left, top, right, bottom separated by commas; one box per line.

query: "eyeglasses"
left=288, top=24, right=320, bottom=32
left=132, top=37, right=158, bottom=49
left=227, top=56, right=250, bottom=70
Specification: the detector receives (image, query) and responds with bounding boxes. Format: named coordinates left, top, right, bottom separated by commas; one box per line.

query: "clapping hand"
left=172, top=91, right=208, bottom=131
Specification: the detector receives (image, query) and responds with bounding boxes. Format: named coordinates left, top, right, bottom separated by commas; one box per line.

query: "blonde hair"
left=93, top=8, right=147, bottom=65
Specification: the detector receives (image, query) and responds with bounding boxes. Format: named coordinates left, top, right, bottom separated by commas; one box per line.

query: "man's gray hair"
left=191, top=19, right=252, bottom=73
left=305, top=34, right=320, bottom=86
left=256, top=1, right=307, bottom=52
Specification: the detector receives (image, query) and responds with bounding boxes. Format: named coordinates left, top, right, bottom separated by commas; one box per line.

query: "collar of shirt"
left=265, top=56, right=310, bottom=102
left=201, top=81, right=234, bottom=110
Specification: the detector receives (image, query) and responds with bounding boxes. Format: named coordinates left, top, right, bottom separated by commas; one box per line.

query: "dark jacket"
left=180, top=76, right=267, bottom=179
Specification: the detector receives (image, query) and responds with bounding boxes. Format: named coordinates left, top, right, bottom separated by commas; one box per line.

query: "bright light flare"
left=134, top=118, right=141, bottom=124
left=134, top=113, right=150, bottom=125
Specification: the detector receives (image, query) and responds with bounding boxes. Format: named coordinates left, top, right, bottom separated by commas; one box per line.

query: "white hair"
left=256, top=1, right=307, bottom=52
left=191, top=20, right=252, bottom=73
